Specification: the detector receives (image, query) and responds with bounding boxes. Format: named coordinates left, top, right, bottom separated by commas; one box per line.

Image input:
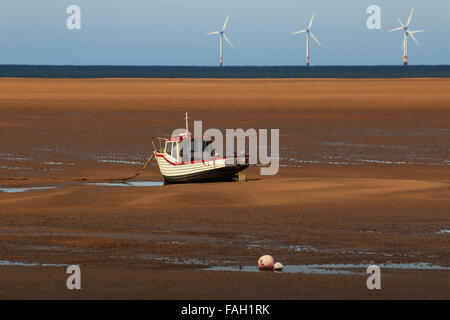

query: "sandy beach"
left=0, top=78, right=449, bottom=299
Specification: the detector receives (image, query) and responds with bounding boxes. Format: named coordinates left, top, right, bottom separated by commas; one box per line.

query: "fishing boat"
left=153, top=114, right=249, bottom=184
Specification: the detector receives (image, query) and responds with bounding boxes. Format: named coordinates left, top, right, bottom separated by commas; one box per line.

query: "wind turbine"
left=291, top=12, right=321, bottom=67
left=206, top=15, right=233, bottom=66
left=389, top=8, right=424, bottom=66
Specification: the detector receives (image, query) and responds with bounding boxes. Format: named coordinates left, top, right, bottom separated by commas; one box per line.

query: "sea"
left=0, top=65, right=450, bottom=78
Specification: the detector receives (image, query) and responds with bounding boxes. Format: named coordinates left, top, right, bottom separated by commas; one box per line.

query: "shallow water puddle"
left=97, top=159, right=143, bottom=165
left=0, top=181, right=163, bottom=193
left=0, top=186, right=56, bottom=193
left=0, top=260, right=68, bottom=267
left=0, top=166, right=32, bottom=170
left=138, top=254, right=235, bottom=266
left=203, top=265, right=360, bottom=275
left=202, top=262, right=450, bottom=275
left=87, top=181, right=163, bottom=187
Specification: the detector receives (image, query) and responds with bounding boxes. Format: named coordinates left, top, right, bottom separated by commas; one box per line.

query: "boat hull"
left=162, top=164, right=248, bottom=184
left=155, top=152, right=249, bottom=184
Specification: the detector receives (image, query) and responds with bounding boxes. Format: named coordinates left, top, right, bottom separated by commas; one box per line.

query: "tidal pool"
left=87, top=181, right=163, bottom=187
left=0, top=186, right=56, bottom=193
left=202, top=262, right=450, bottom=275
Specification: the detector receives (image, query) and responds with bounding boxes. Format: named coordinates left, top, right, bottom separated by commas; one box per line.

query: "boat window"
left=179, top=140, right=190, bottom=162
left=203, top=140, right=212, bottom=151
left=193, top=139, right=203, bottom=161
left=203, top=140, right=214, bottom=157
left=171, top=142, right=178, bottom=160
left=165, top=142, right=172, bottom=155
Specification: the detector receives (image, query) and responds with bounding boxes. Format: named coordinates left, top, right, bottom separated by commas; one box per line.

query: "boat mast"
left=185, top=112, right=189, bottom=135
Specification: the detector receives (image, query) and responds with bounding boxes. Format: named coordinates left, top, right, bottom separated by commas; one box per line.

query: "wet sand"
left=0, top=78, right=449, bottom=299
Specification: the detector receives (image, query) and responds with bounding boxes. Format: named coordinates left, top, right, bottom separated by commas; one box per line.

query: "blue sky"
left=1, top=0, right=449, bottom=65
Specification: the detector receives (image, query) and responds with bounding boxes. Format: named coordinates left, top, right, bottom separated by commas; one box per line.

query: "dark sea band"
left=1, top=65, right=450, bottom=78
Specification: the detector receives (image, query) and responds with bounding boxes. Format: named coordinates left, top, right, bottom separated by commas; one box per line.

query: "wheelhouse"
left=164, top=137, right=215, bottom=164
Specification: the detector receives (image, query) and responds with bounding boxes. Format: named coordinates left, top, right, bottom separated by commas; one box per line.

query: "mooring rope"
left=73, top=152, right=156, bottom=182
left=120, top=152, right=155, bottom=180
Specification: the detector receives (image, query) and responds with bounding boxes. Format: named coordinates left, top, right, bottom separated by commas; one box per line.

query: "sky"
left=0, top=0, right=449, bottom=66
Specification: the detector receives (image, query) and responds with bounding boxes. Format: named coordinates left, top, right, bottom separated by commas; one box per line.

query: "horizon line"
left=1, top=64, right=450, bottom=68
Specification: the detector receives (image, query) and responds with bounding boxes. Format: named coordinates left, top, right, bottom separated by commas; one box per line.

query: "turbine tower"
left=389, top=8, right=424, bottom=66
left=291, top=12, right=321, bottom=67
left=206, top=15, right=233, bottom=66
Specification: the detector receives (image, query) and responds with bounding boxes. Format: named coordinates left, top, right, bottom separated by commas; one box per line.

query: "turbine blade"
left=406, top=8, right=414, bottom=27
left=291, top=29, right=306, bottom=35
left=206, top=31, right=220, bottom=36
left=409, top=29, right=425, bottom=34
left=222, top=15, right=229, bottom=31
left=397, top=17, right=404, bottom=28
left=310, top=32, right=321, bottom=46
left=409, top=32, right=420, bottom=46
left=389, top=27, right=403, bottom=32
left=223, top=34, right=233, bottom=48
left=308, top=12, right=315, bottom=30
